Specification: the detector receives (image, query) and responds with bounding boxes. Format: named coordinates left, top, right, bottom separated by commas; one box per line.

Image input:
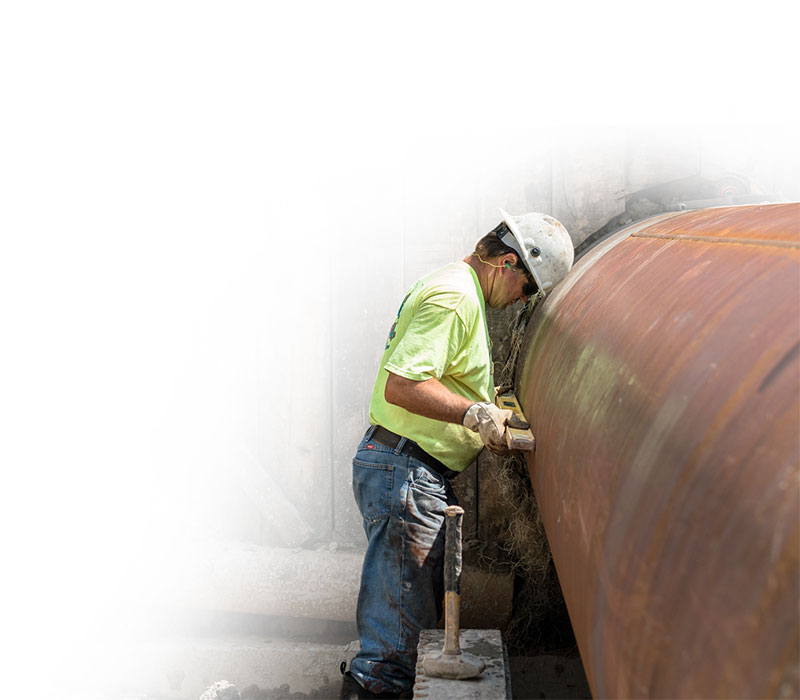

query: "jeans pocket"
left=409, top=465, right=447, bottom=498
left=352, top=458, right=394, bottom=523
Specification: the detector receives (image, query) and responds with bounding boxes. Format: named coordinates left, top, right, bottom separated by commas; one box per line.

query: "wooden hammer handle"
left=443, top=505, right=464, bottom=655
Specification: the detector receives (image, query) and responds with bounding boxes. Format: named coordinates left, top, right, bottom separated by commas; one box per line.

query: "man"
left=344, top=209, right=574, bottom=697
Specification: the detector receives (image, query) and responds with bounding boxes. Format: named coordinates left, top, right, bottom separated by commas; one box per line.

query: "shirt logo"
left=386, top=292, right=412, bottom=349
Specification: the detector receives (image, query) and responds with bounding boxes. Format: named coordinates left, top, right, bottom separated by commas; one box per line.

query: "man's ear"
left=503, top=253, right=518, bottom=269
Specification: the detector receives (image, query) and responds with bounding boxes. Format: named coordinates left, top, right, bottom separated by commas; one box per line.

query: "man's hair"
left=474, top=222, right=526, bottom=271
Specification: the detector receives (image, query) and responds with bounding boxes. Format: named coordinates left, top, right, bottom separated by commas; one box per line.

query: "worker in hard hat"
left=342, top=210, right=574, bottom=698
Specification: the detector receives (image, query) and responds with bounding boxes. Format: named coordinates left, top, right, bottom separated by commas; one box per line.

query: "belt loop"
left=365, top=425, right=377, bottom=440
left=394, top=436, right=407, bottom=455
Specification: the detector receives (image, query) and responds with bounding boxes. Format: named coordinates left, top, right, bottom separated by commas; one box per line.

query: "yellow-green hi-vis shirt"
left=369, top=261, right=494, bottom=472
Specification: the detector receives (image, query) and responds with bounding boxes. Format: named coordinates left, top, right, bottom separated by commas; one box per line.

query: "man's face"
left=489, top=264, right=537, bottom=309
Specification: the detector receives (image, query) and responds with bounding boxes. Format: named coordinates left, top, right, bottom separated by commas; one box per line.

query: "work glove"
left=462, top=402, right=515, bottom=453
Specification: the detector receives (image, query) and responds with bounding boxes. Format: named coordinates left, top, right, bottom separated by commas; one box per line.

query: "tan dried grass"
left=492, top=300, right=568, bottom=650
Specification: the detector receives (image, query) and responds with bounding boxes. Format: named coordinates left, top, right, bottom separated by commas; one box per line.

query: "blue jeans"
left=349, top=427, right=458, bottom=694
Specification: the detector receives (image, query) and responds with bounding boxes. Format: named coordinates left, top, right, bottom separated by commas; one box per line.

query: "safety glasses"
left=520, top=269, right=539, bottom=297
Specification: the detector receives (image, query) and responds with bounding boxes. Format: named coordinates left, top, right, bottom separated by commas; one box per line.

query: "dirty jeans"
left=349, top=427, right=458, bottom=694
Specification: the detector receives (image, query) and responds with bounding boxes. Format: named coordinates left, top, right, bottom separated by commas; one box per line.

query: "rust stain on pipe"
left=517, top=204, right=800, bottom=699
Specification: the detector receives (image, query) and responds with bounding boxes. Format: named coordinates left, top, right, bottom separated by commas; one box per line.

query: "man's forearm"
left=384, top=373, right=473, bottom=425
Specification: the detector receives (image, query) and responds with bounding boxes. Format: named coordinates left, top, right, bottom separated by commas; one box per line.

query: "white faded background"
left=1, top=0, right=798, bottom=696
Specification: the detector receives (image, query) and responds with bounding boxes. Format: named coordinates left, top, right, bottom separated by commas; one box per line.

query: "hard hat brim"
left=498, top=208, right=546, bottom=294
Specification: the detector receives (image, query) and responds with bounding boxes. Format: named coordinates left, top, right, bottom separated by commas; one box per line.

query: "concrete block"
left=414, top=629, right=509, bottom=699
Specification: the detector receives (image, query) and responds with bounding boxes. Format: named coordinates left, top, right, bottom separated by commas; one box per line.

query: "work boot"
left=339, top=662, right=412, bottom=699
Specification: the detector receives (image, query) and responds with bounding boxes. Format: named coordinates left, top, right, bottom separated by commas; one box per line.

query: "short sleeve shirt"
left=368, top=262, right=494, bottom=471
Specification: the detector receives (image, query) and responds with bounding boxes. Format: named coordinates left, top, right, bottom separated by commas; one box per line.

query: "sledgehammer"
left=421, top=505, right=486, bottom=680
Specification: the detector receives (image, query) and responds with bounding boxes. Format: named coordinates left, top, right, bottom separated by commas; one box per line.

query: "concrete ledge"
left=163, top=541, right=513, bottom=628
left=168, top=542, right=364, bottom=622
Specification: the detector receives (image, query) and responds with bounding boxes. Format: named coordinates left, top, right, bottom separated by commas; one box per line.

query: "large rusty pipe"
left=517, top=204, right=800, bottom=699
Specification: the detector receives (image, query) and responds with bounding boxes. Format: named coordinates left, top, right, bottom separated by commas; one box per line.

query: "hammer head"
left=421, top=650, right=485, bottom=680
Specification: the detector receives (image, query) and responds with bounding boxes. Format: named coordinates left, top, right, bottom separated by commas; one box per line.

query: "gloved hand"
left=462, top=402, right=515, bottom=452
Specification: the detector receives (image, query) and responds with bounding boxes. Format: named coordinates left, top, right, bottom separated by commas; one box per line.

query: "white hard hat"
left=498, top=209, right=574, bottom=295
